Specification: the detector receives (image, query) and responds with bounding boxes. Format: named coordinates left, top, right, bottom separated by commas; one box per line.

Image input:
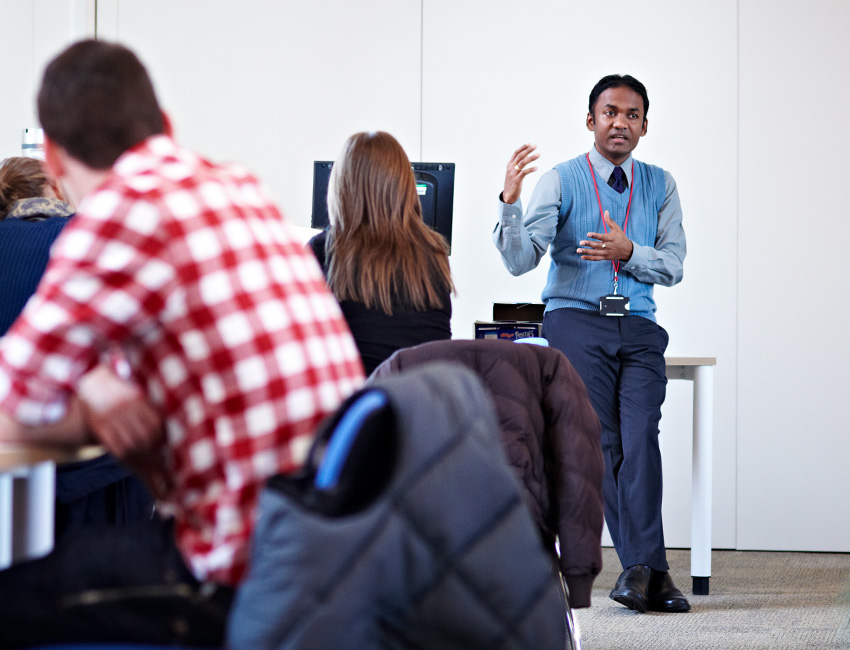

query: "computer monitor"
left=311, top=161, right=455, bottom=252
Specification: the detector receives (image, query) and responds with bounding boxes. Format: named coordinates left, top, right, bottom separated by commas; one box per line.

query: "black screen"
left=311, top=161, right=454, bottom=252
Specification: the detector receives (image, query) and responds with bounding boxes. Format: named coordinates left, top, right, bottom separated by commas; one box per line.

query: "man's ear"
left=641, top=118, right=648, bottom=137
left=43, top=136, right=65, bottom=179
left=161, top=110, right=173, bottom=137
left=586, top=112, right=596, bottom=132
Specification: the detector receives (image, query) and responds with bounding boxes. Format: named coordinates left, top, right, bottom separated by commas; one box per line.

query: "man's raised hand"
left=503, top=143, right=540, bottom=205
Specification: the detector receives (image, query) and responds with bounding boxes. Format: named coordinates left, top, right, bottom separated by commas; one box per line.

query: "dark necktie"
left=609, top=166, right=627, bottom=194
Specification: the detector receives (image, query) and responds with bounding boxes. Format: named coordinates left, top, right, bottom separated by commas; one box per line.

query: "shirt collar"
left=588, top=146, right=634, bottom=186
left=4, top=197, right=74, bottom=221
left=112, top=134, right=180, bottom=176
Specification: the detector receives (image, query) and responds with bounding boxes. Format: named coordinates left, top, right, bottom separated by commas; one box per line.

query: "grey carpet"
left=574, top=548, right=850, bottom=649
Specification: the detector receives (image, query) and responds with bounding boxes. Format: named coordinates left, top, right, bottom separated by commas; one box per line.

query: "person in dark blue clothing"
left=0, top=155, right=153, bottom=539
left=0, top=156, right=74, bottom=335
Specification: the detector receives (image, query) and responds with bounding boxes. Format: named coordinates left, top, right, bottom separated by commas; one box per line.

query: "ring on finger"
left=515, top=164, right=521, bottom=171
left=602, top=243, right=606, bottom=249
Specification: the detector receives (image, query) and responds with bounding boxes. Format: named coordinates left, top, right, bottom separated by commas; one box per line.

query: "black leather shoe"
left=648, top=570, right=691, bottom=612
left=609, top=565, right=652, bottom=613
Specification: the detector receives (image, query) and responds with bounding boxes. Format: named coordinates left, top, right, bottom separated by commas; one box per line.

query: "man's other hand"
left=578, top=210, right=634, bottom=262
left=77, top=364, right=163, bottom=459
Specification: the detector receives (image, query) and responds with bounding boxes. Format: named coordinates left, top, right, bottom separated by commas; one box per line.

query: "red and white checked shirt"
left=0, top=135, right=364, bottom=584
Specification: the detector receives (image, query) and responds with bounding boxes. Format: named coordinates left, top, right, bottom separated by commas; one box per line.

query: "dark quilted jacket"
left=227, top=363, right=567, bottom=650
left=373, top=339, right=604, bottom=607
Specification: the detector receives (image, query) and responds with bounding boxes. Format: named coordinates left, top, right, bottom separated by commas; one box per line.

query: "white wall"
left=737, top=0, right=850, bottom=552
left=0, top=0, right=92, bottom=158
left=95, top=0, right=423, bottom=228
left=2, top=0, right=846, bottom=552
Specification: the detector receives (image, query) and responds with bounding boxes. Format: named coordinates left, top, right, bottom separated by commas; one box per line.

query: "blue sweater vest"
left=545, top=155, right=666, bottom=320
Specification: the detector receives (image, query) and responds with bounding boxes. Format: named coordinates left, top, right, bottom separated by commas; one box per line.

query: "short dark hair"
left=588, top=74, right=649, bottom=118
left=37, top=40, right=164, bottom=170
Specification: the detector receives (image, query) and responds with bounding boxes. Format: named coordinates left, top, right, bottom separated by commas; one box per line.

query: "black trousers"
left=544, top=307, right=670, bottom=572
left=0, top=517, right=233, bottom=649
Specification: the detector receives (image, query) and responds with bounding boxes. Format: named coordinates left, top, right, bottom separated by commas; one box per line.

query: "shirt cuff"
left=621, top=241, right=649, bottom=273
left=499, top=196, right=523, bottom=223
left=0, top=360, right=70, bottom=426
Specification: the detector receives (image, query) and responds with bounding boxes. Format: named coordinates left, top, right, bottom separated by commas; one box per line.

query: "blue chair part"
left=314, top=390, right=388, bottom=490
left=515, top=336, right=549, bottom=346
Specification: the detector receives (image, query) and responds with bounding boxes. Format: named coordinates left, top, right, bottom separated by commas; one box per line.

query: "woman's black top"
left=308, top=230, right=451, bottom=375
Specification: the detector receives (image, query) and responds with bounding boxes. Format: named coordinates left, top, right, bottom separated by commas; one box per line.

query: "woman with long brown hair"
left=309, top=131, right=453, bottom=374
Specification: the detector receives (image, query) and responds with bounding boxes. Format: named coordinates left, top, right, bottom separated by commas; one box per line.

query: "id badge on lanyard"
left=586, top=154, right=633, bottom=317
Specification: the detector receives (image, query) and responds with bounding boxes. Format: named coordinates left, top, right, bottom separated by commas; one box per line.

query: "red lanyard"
left=586, top=153, right=634, bottom=292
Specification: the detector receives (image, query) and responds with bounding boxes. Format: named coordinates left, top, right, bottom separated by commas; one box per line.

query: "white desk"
left=0, top=445, right=101, bottom=569
left=665, top=356, right=716, bottom=595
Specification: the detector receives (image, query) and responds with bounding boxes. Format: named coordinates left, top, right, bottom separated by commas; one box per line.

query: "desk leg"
left=23, top=461, right=56, bottom=562
left=0, top=473, right=12, bottom=568
left=691, top=365, right=714, bottom=595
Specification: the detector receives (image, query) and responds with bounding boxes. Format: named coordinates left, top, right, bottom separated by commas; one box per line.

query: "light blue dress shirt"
left=493, top=146, right=685, bottom=288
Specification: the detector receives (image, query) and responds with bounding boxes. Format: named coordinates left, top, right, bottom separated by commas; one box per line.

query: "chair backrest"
left=371, top=338, right=604, bottom=611
left=227, top=362, right=567, bottom=650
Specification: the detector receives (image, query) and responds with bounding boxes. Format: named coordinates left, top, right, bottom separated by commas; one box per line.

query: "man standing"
left=493, top=74, right=689, bottom=613
left=0, top=40, right=364, bottom=647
